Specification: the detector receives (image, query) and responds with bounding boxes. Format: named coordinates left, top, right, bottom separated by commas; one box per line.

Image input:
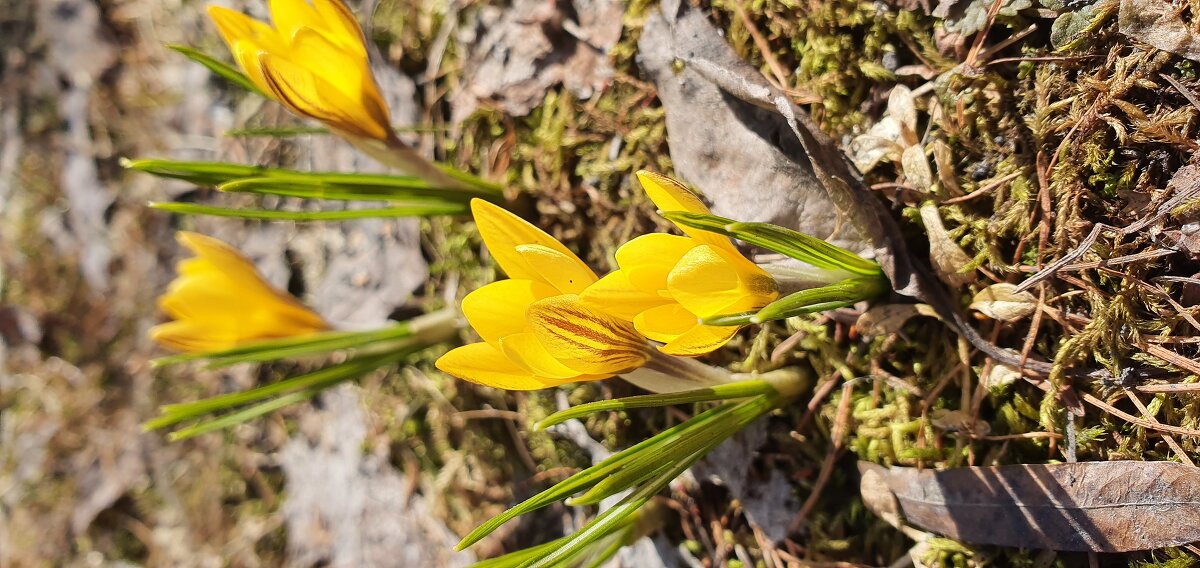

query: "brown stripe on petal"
left=528, top=295, right=651, bottom=374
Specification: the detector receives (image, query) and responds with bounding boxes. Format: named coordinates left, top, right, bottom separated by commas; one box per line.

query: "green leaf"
left=167, top=44, right=264, bottom=96
left=152, top=324, right=415, bottom=368
left=522, top=396, right=784, bottom=568
left=567, top=395, right=778, bottom=506
left=522, top=456, right=688, bottom=568
left=470, top=536, right=572, bottom=568
left=455, top=403, right=737, bottom=550
left=166, top=390, right=315, bottom=441
left=148, top=201, right=467, bottom=220
left=753, top=275, right=888, bottom=323
left=122, top=158, right=275, bottom=187
left=660, top=211, right=882, bottom=276
left=219, top=176, right=480, bottom=203
left=224, top=125, right=331, bottom=138
left=145, top=348, right=414, bottom=433
left=534, top=380, right=776, bottom=430
left=702, top=275, right=889, bottom=326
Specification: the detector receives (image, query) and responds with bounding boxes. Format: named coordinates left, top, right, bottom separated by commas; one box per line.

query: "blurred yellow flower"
left=581, top=171, right=778, bottom=356
left=435, top=200, right=652, bottom=390
left=207, top=0, right=392, bottom=141
left=150, top=232, right=330, bottom=352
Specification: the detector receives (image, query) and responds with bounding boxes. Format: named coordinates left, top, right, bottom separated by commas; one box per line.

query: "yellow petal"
left=268, top=0, right=323, bottom=42
left=258, top=51, right=390, bottom=140
left=635, top=171, right=734, bottom=251
left=207, top=6, right=279, bottom=93
left=527, top=295, right=650, bottom=375
left=460, top=279, right=558, bottom=346
left=471, top=199, right=595, bottom=284
left=613, top=233, right=695, bottom=292
left=149, top=320, right=241, bottom=353
left=667, top=244, right=779, bottom=318
left=579, top=270, right=670, bottom=320
left=499, top=332, right=582, bottom=379
left=659, top=324, right=743, bottom=356
left=435, top=343, right=560, bottom=390
left=515, top=244, right=597, bottom=295
left=633, top=303, right=697, bottom=343
left=311, top=0, right=367, bottom=52
left=151, top=232, right=329, bottom=353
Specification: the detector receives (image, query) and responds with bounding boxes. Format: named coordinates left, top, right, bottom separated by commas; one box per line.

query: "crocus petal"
left=667, top=244, right=779, bottom=318
left=515, top=244, right=598, bottom=295
left=460, top=279, right=558, bottom=347
left=527, top=295, right=650, bottom=375
left=149, top=320, right=241, bottom=353
left=633, top=303, right=697, bottom=343
left=258, top=52, right=389, bottom=140
left=579, top=270, right=670, bottom=320
left=613, top=233, right=695, bottom=293
left=499, top=332, right=582, bottom=379
left=471, top=199, right=595, bottom=284
left=268, top=0, right=324, bottom=43
left=659, top=324, right=743, bottom=357
left=635, top=171, right=736, bottom=252
left=207, top=6, right=279, bottom=93
left=435, top=343, right=557, bottom=390
left=311, top=0, right=366, bottom=53
left=152, top=232, right=329, bottom=353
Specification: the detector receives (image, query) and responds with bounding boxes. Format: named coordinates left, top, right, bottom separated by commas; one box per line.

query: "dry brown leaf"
left=848, top=86, right=918, bottom=174
left=929, top=409, right=990, bottom=437
left=919, top=203, right=975, bottom=287
left=855, top=303, right=939, bottom=337
left=638, top=0, right=869, bottom=250
left=982, top=364, right=1022, bottom=389
left=1119, top=0, right=1200, bottom=61
left=887, top=85, right=918, bottom=147
left=969, top=283, right=1037, bottom=322
left=901, top=145, right=933, bottom=192
left=859, top=461, right=1200, bottom=552
left=930, top=140, right=963, bottom=196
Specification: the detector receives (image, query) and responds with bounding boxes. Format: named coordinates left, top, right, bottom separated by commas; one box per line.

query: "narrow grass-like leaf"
left=225, top=125, right=330, bottom=137
left=567, top=395, right=778, bottom=506
left=752, top=275, right=888, bottom=323
left=145, top=349, right=413, bottom=432
left=166, top=390, right=314, bottom=441
left=123, top=158, right=274, bottom=186
left=219, top=176, right=486, bottom=203
left=534, top=380, right=775, bottom=431
left=522, top=459, right=688, bottom=568
left=149, top=201, right=466, bottom=220
left=661, top=211, right=881, bottom=276
left=701, top=275, right=889, bottom=326
left=470, top=536, right=571, bottom=568
left=455, top=403, right=737, bottom=550
left=523, top=396, right=784, bottom=568
left=167, top=44, right=264, bottom=95
left=225, top=125, right=449, bottom=137
left=152, top=325, right=413, bottom=368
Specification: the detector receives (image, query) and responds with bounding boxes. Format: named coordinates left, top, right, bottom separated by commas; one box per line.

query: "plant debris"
left=860, top=460, right=1200, bottom=552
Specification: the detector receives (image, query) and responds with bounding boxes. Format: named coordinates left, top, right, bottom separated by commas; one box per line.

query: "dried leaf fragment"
left=919, top=203, right=975, bottom=287
left=1118, top=0, right=1200, bottom=61
left=856, top=303, right=940, bottom=337
left=982, top=364, right=1021, bottom=389
left=860, top=461, right=1200, bottom=552
left=969, top=283, right=1037, bottom=322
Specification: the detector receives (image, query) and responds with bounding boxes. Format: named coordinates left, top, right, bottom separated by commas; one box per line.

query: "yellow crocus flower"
left=207, top=0, right=462, bottom=186
left=581, top=171, right=778, bottom=356
left=435, top=200, right=652, bottom=390
left=150, top=232, right=330, bottom=352
left=208, top=0, right=390, bottom=141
